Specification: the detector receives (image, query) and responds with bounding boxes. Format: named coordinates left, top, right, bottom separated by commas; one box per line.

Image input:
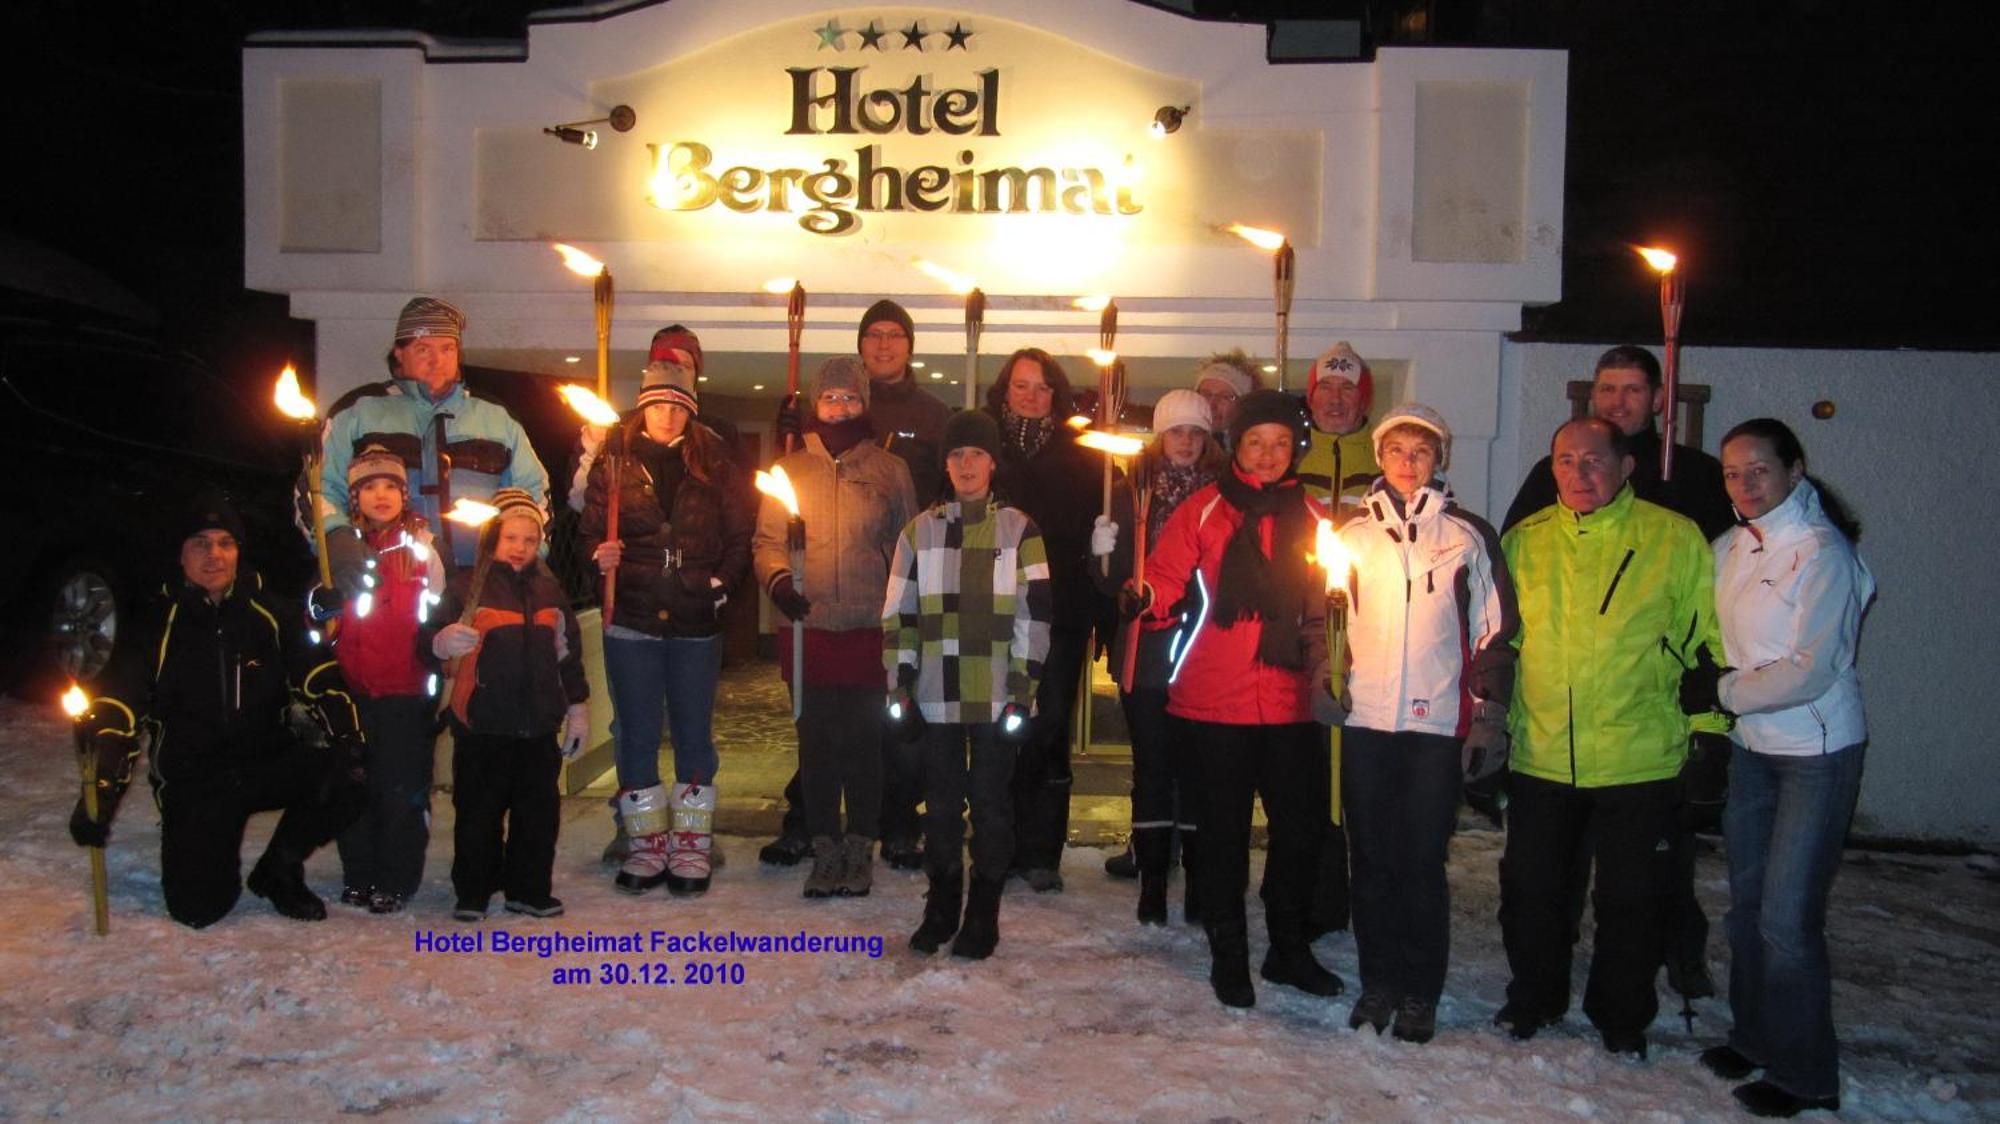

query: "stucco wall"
left=1492, top=341, right=2000, bottom=844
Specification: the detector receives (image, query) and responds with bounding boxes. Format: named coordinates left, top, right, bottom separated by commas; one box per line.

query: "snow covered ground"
left=1, top=696, right=1993, bottom=1122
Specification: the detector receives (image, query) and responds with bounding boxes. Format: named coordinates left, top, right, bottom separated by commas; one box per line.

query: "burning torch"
left=559, top=384, right=624, bottom=618
left=754, top=466, right=806, bottom=721
left=434, top=499, right=502, bottom=713
left=553, top=243, right=614, bottom=400
left=1638, top=246, right=1685, bottom=480
left=1230, top=224, right=1294, bottom=391
left=62, top=683, right=110, bottom=936
left=1316, top=518, right=1352, bottom=825
left=273, top=366, right=334, bottom=591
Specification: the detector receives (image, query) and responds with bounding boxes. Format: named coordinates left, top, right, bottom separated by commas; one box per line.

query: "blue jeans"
left=1724, top=741, right=1865, bottom=1100
left=603, top=633, right=721, bottom=791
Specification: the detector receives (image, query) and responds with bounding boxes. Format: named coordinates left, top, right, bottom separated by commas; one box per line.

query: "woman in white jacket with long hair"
left=1685, top=417, right=1873, bottom=1119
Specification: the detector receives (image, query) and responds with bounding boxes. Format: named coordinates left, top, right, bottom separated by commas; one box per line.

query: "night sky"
left=4, top=0, right=1995, bottom=391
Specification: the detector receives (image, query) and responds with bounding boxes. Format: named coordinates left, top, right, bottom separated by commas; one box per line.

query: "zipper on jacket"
left=1599, top=549, right=1636, bottom=615
left=1567, top=685, right=1577, bottom=784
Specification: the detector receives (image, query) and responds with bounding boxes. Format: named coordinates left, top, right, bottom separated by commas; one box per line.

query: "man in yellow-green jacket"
left=1493, top=417, right=1721, bottom=1059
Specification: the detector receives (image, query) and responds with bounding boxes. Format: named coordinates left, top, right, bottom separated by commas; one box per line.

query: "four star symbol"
left=817, top=18, right=974, bottom=52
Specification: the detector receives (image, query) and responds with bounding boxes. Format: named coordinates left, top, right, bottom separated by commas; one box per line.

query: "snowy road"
left=1, top=698, right=1992, bottom=1121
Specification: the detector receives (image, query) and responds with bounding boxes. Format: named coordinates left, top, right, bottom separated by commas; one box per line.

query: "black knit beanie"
left=858, top=299, right=915, bottom=350
left=1229, top=388, right=1309, bottom=451
left=940, top=409, right=1003, bottom=464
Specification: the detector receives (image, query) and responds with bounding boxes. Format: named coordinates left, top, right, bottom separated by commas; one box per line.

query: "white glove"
left=552, top=620, right=570, bottom=662
left=579, top=424, right=606, bottom=460
left=433, top=622, right=479, bottom=659
left=1090, top=515, right=1119, bottom=558
left=709, top=575, right=728, bottom=612
left=560, top=703, right=590, bottom=759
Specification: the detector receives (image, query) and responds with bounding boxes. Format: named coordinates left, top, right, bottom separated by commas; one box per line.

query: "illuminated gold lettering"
left=856, top=145, right=901, bottom=211
left=787, top=67, right=858, bottom=135
left=953, top=150, right=977, bottom=210
left=858, top=89, right=903, bottom=134
left=768, top=167, right=804, bottom=210
left=907, top=165, right=950, bottom=211
left=980, top=167, right=1057, bottom=213
left=649, top=142, right=717, bottom=211
left=934, top=88, right=977, bottom=135
left=717, top=165, right=764, bottom=212
left=801, top=158, right=857, bottom=235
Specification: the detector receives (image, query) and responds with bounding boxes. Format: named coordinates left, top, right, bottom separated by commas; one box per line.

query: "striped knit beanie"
left=636, top=360, right=699, bottom=416
left=393, top=296, right=466, bottom=344
left=489, top=487, right=545, bottom=529
left=347, top=444, right=408, bottom=493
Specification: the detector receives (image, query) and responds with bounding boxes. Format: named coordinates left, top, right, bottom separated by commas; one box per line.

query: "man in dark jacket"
left=67, top=491, right=365, bottom=927
left=1500, top=344, right=1731, bottom=1003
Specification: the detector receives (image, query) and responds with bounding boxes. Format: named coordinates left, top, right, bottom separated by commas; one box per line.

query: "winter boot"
left=1135, top=827, right=1171, bottom=925
left=1698, top=1045, right=1759, bottom=1081
left=880, top=836, right=925, bottom=871
left=759, top=833, right=812, bottom=866
left=838, top=834, right=874, bottom=897
left=1732, top=1081, right=1839, bottom=1117
left=1103, top=839, right=1138, bottom=879
left=803, top=835, right=844, bottom=898
left=1390, top=997, right=1438, bottom=1044
left=340, top=885, right=371, bottom=908
left=910, top=865, right=963, bottom=953
left=1260, top=940, right=1345, bottom=997
left=247, top=853, right=327, bottom=922
left=613, top=786, right=674, bottom=894
left=951, top=875, right=1005, bottom=960
left=504, top=895, right=565, bottom=918
left=664, top=781, right=716, bottom=896
left=1204, top=910, right=1256, bottom=1009
left=1179, top=828, right=1203, bottom=925
left=1348, top=992, right=1397, bottom=1033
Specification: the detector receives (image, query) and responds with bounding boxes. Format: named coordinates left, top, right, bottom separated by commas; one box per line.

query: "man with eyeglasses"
left=1192, top=352, right=1257, bottom=450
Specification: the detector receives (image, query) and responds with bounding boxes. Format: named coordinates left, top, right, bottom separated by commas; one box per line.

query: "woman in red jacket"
left=1132, top=390, right=1336, bottom=1009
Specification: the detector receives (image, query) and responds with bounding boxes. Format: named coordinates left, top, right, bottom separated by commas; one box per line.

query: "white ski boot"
left=665, top=781, right=717, bottom=896
left=614, top=785, right=673, bottom=894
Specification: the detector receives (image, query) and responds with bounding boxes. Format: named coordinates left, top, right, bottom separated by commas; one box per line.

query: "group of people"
left=63, top=290, right=1872, bottom=1118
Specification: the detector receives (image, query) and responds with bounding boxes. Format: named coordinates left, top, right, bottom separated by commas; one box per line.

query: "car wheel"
left=46, top=559, right=121, bottom=686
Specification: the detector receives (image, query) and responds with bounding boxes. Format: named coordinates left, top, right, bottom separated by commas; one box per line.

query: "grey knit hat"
left=940, top=409, right=1002, bottom=464
left=393, top=296, right=466, bottom=344
left=810, top=355, right=871, bottom=409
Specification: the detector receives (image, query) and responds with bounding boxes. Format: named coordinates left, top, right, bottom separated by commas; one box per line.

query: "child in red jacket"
left=330, top=445, right=443, bottom=915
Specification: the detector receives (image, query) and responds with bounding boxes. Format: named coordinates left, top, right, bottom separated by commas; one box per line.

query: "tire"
left=8, top=556, right=122, bottom=700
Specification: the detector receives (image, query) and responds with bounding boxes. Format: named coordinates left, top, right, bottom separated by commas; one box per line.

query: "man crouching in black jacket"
left=67, top=491, right=366, bottom=927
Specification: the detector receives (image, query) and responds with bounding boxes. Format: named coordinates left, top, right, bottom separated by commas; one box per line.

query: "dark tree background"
left=4, top=0, right=1995, bottom=391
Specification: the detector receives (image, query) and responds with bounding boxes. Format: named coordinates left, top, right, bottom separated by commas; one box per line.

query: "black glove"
left=1117, top=581, right=1153, bottom=620
left=1464, top=765, right=1509, bottom=830
left=888, top=688, right=928, bottom=744
left=301, top=661, right=364, bottom=744
left=996, top=702, right=1032, bottom=746
left=1682, top=731, right=1733, bottom=831
left=1461, top=699, right=1510, bottom=783
left=324, top=526, right=379, bottom=601
left=1679, top=646, right=1732, bottom=716
left=775, top=392, right=803, bottom=448
left=307, top=585, right=345, bottom=623
left=768, top=573, right=812, bottom=622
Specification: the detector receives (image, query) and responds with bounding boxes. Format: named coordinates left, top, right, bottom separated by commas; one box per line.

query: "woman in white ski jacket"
left=1687, top=417, right=1873, bottom=1119
left=1331, top=404, right=1518, bottom=1044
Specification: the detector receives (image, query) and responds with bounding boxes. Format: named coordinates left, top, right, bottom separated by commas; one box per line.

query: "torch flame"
left=1636, top=246, right=1678, bottom=274
left=754, top=465, right=801, bottom=518
left=762, top=277, right=799, bottom=295
left=1228, top=223, right=1287, bottom=251
left=1085, top=348, right=1119, bottom=368
left=1315, top=519, right=1352, bottom=592
left=552, top=242, right=606, bottom=277
left=61, top=683, right=89, bottom=718
left=445, top=498, right=502, bottom=527
left=558, top=384, right=621, bottom=427
left=1065, top=414, right=1093, bottom=431
left=913, top=259, right=977, bottom=295
left=1074, top=429, right=1146, bottom=458
left=1072, top=294, right=1112, bottom=312
left=273, top=366, right=317, bottom=421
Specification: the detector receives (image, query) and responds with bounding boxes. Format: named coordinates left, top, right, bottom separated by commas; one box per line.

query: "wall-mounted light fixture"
left=1150, top=105, right=1190, bottom=137
left=544, top=105, right=637, bottom=149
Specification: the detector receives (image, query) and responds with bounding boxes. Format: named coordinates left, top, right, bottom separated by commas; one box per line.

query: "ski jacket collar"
left=391, top=375, right=466, bottom=409
left=1738, top=476, right=1821, bottom=545
left=1557, top=481, right=1637, bottom=538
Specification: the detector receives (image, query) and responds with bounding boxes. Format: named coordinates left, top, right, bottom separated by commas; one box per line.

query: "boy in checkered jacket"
left=883, top=409, right=1052, bottom=960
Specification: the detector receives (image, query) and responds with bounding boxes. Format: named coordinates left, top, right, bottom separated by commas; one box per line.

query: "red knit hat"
left=648, top=325, right=703, bottom=376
